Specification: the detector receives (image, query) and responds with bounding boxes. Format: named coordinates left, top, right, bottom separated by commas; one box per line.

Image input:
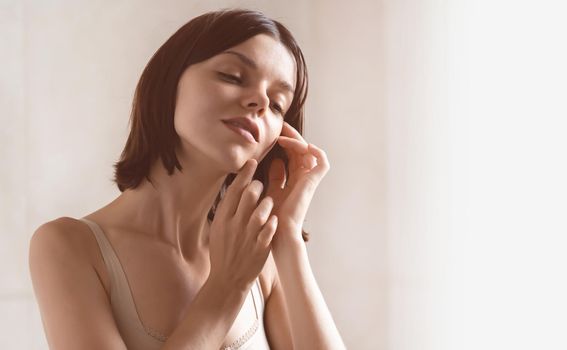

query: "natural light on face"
left=209, top=35, right=296, bottom=159
left=173, top=34, right=297, bottom=171
left=212, top=50, right=294, bottom=118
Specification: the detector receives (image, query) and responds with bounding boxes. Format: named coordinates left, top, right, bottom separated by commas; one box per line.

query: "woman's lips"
left=222, top=121, right=258, bottom=143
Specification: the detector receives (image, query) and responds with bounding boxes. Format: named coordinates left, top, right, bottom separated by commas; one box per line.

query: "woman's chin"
left=219, top=155, right=255, bottom=175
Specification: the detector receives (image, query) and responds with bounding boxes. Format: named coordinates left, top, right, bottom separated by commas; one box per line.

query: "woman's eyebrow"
left=220, top=50, right=295, bottom=94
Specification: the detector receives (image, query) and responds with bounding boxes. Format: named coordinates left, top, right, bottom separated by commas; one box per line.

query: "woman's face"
left=173, top=33, right=297, bottom=173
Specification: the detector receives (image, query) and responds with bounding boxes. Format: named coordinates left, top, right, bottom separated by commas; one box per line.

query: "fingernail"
left=250, top=180, right=263, bottom=193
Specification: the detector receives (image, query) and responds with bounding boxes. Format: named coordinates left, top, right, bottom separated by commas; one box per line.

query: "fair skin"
left=29, top=33, right=346, bottom=349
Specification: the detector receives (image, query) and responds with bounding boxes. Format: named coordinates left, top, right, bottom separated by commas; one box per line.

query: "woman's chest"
left=91, top=230, right=266, bottom=346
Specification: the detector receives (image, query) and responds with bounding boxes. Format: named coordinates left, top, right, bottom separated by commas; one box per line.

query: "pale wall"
left=1, top=0, right=386, bottom=348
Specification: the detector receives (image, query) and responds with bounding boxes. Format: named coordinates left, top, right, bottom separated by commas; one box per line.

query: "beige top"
left=80, top=218, right=271, bottom=350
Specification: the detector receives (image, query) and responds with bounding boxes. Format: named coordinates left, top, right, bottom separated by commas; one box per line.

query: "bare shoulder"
left=30, top=217, right=106, bottom=275
left=30, top=218, right=85, bottom=275
left=31, top=217, right=92, bottom=255
left=29, top=217, right=126, bottom=349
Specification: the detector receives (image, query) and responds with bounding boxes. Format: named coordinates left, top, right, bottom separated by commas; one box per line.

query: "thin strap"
left=80, top=218, right=262, bottom=347
left=79, top=218, right=157, bottom=339
left=251, top=278, right=261, bottom=319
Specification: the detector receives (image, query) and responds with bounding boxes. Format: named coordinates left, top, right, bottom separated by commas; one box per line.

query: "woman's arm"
left=29, top=220, right=129, bottom=350
left=263, top=122, right=346, bottom=348
left=272, top=239, right=346, bottom=349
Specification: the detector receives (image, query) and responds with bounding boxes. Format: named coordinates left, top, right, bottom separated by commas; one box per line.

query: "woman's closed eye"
left=218, top=72, right=242, bottom=84
left=217, top=72, right=285, bottom=114
left=272, top=103, right=283, bottom=114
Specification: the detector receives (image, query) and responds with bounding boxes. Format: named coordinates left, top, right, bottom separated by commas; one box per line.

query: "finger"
left=256, top=215, right=278, bottom=248
left=246, top=196, right=274, bottom=237
left=216, top=159, right=257, bottom=218
left=278, top=136, right=308, bottom=171
left=234, top=179, right=264, bottom=225
left=277, top=136, right=308, bottom=153
left=278, top=137, right=318, bottom=169
left=281, top=122, right=308, bottom=144
left=306, top=143, right=330, bottom=179
left=303, top=153, right=317, bottom=169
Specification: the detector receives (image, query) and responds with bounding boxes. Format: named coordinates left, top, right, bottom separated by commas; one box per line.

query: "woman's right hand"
left=208, top=158, right=278, bottom=292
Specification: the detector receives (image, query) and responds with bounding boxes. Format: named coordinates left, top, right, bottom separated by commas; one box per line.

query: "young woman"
left=29, top=8, right=345, bottom=350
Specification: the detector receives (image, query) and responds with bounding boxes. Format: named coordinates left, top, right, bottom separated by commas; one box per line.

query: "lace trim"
left=143, top=319, right=259, bottom=348
left=144, top=325, right=168, bottom=342
left=143, top=319, right=259, bottom=347
left=220, top=319, right=259, bottom=350
left=141, top=282, right=261, bottom=345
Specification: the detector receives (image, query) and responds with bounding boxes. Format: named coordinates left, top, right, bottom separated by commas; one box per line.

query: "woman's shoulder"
left=32, top=217, right=84, bottom=245
left=29, top=217, right=126, bottom=348
left=30, top=216, right=106, bottom=268
left=30, top=216, right=112, bottom=294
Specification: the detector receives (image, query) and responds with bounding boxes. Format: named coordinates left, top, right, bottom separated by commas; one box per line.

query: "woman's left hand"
left=264, top=121, right=330, bottom=251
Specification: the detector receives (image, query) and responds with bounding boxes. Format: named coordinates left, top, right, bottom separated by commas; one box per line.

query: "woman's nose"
left=242, top=87, right=270, bottom=115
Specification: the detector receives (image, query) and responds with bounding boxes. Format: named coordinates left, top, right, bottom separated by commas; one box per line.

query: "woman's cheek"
left=258, top=134, right=277, bottom=159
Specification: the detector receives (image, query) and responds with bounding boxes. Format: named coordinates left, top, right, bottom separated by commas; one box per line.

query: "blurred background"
left=1, top=0, right=566, bottom=349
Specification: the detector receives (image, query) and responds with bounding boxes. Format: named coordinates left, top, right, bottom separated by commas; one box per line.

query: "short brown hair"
left=112, top=8, right=310, bottom=241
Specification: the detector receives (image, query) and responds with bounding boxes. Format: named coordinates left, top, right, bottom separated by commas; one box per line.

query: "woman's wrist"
left=271, top=231, right=307, bottom=262
left=205, top=273, right=251, bottom=299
